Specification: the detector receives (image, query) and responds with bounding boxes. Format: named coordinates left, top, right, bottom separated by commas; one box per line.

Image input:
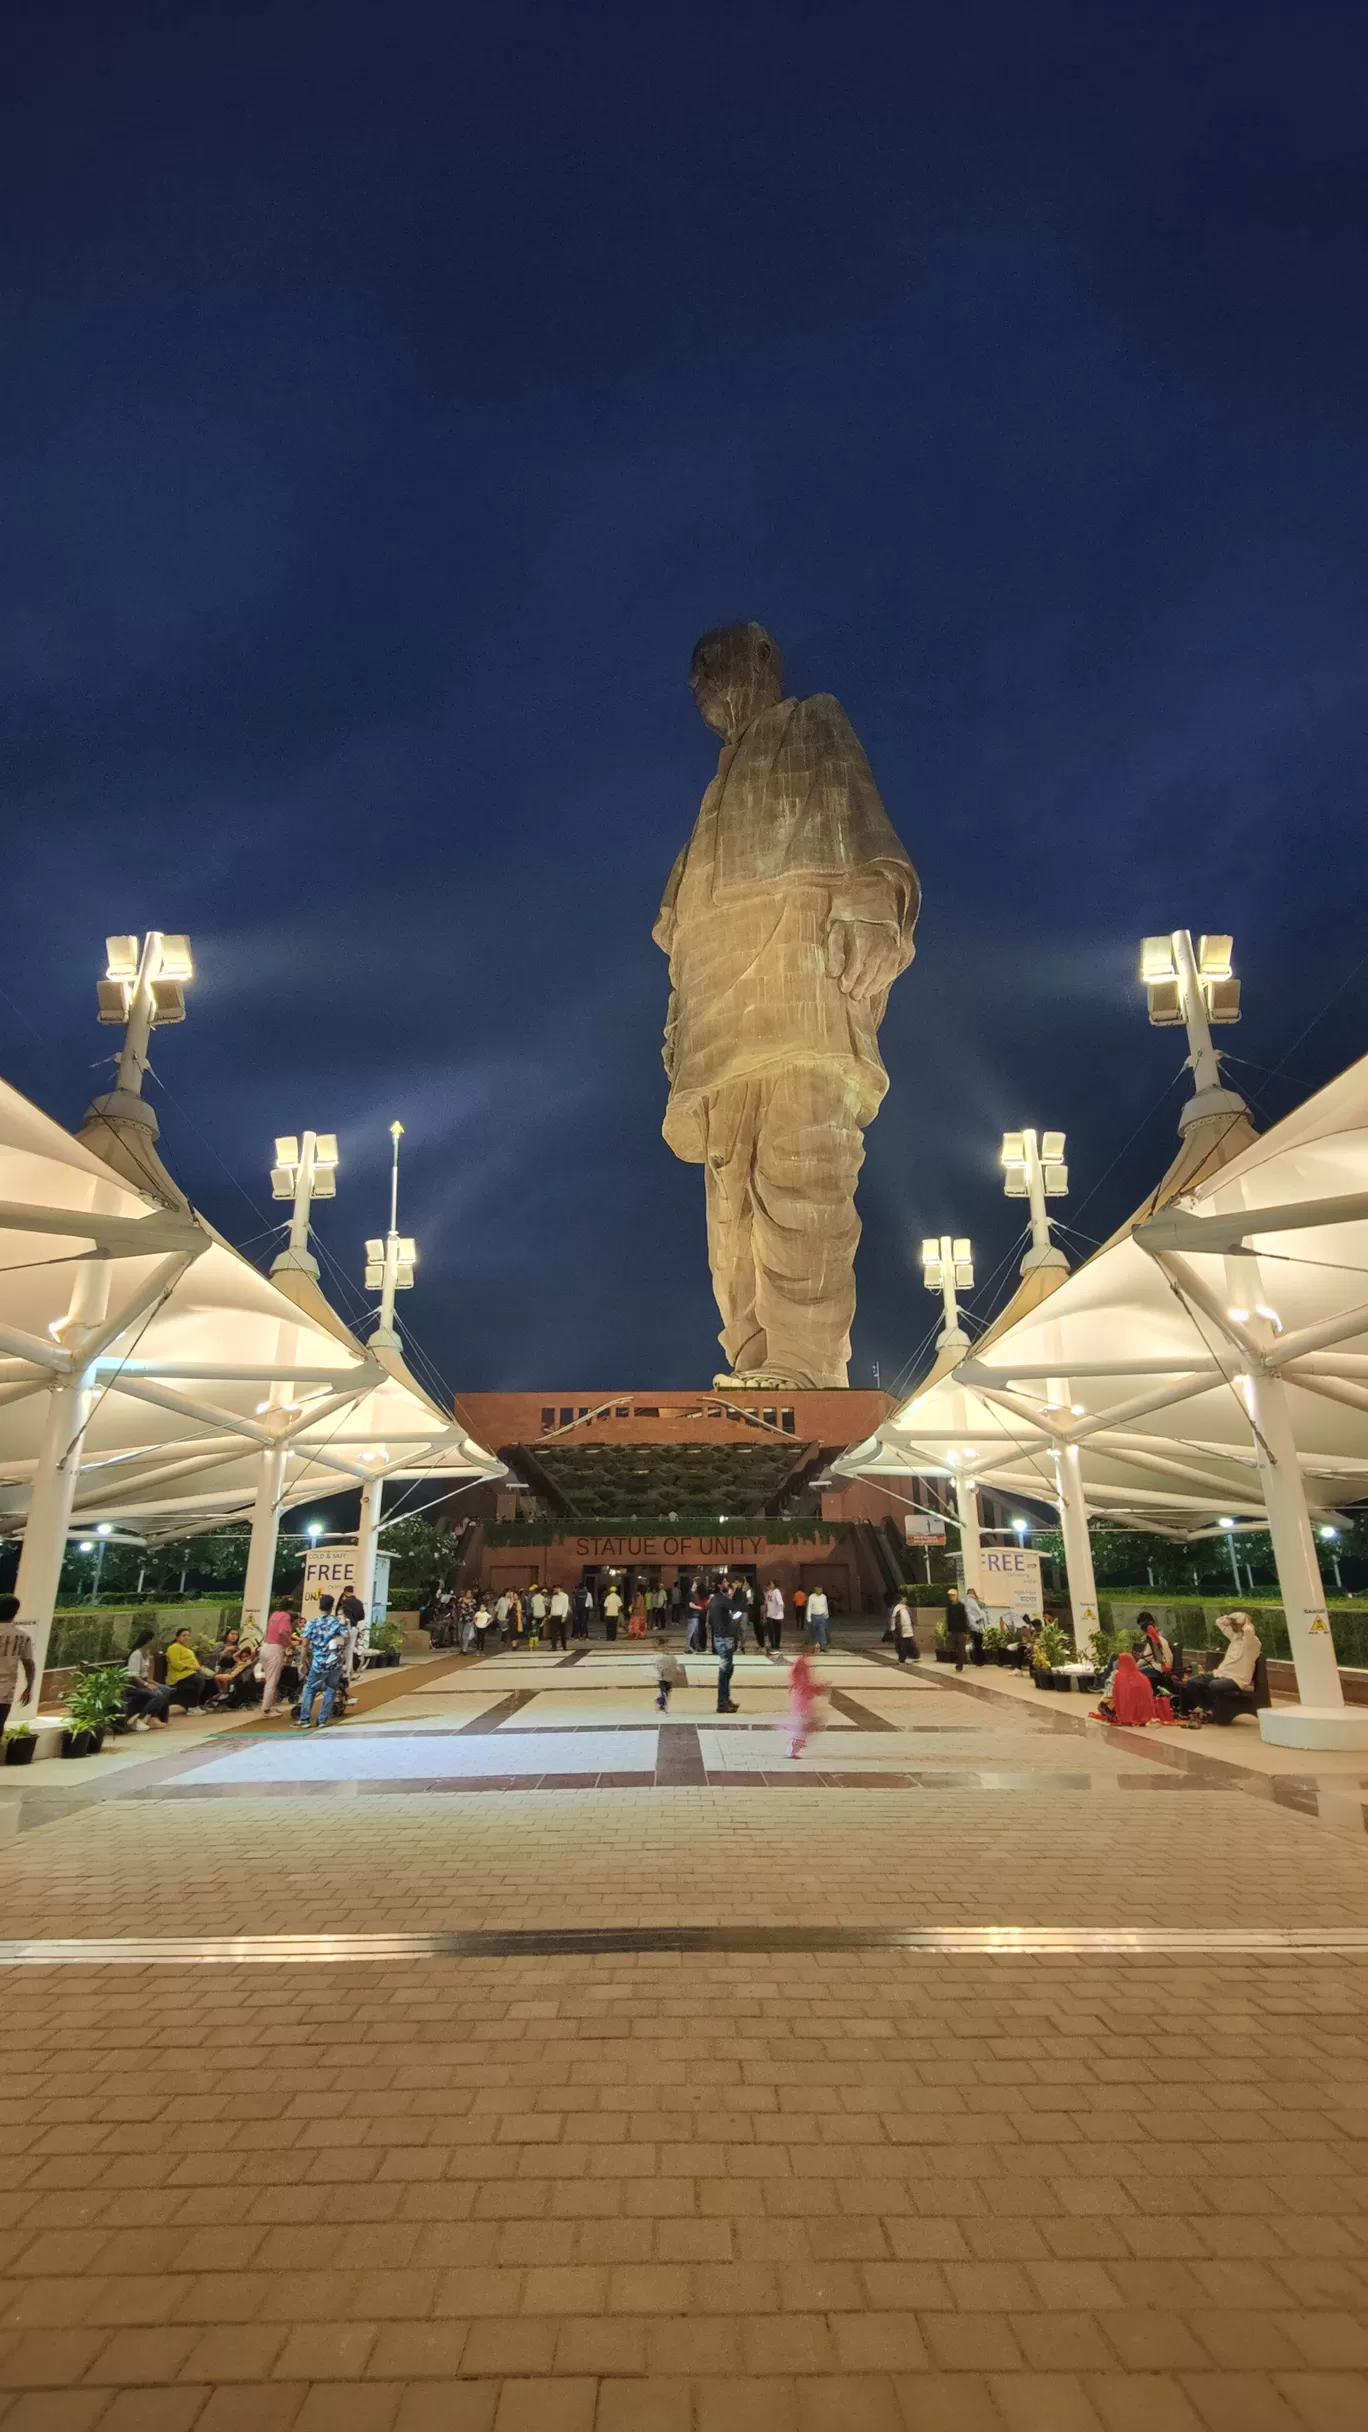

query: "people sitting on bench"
left=1135, top=1611, right=1177, bottom=1695
left=1175, top=1611, right=1261, bottom=1724
left=163, top=1627, right=216, bottom=1710
left=123, top=1628, right=173, bottom=1728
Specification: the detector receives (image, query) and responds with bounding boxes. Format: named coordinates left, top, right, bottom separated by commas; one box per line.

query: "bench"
left=1199, top=1650, right=1271, bottom=1724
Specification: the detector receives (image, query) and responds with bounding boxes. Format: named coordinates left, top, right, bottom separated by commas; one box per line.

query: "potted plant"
left=60, top=1662, right=127, bottom=1757
left=981, top=1624, right=1009, bottom=1665
left=933, top=1621, right=955, bottom=1665
left=1031, top=1620, right=1074, bottom=1688
left=369, top=1615, right=404, bottom=1669
left=2, top=1723, right=37, bottom=1767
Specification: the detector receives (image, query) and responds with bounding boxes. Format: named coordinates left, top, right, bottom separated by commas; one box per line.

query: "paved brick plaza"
left=3, top=1644, right=1368, bottom=2430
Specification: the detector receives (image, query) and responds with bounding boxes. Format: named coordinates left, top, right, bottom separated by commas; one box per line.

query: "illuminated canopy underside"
left=841, top=1055, right=1368, bottom=1535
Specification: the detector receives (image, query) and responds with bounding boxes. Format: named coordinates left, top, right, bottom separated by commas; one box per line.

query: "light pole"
left=242, top=1130, right=341, bottom=1632
left=1000, top=1130, right=1070, bottom=1277
left=1218, top=1516, right=1243, bottom=1595
left=365, top=1122, right=416, bottom=1351
left=921, top=1235, right=973, bottom=1355
left=1139, top=930, right=1247, bottom=1134
left=921, top=1235, right=985, bottom=1594
left=270, top=1132, right=339, bottom=1280
left=89, top=1521, right=113, bottom=1602
left=1319, top=1525, right=1344, bottom=1594
left=89, top=931, right=193, bottom=1137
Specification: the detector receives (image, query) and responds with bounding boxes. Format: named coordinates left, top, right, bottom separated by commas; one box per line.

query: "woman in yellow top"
left=162, top=1628, right=213, bottom=1710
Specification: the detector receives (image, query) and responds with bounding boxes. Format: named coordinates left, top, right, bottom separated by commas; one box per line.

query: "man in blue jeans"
left=707, top=1578, right=740, bottom=1714
left=297, top=1596, right=348, bottom=1728
left=806, top=1587, right=830, bottom=1651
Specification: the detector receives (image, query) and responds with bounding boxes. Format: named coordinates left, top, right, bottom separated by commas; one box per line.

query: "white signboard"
left=903, top=1512, right=947, bottom=1546
left=301, top=1543, right=392, bottom=1645
left=982, top=1544, right=1042, bottom=1616
left=301, top=1542, right=361, bottom=1621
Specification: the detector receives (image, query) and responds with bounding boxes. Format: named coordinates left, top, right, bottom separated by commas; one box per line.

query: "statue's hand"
left=826, top=917, right=903, bottom=1000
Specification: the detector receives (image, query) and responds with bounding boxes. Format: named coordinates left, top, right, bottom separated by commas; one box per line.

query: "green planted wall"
left=1098, top=1595, right=1368, bottom=1669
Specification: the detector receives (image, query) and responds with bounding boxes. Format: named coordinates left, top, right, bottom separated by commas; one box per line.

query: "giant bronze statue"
left=654, top=623, right=918, bottom=1390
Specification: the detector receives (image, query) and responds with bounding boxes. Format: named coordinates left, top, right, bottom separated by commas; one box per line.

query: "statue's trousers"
left=700, top=1064, right=864, bottom=1388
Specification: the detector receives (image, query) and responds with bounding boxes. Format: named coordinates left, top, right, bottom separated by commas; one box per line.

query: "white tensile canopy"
left=0, top=1074, right=501, bottom=1700
left=840, top=1052, right=1368, bottom=1736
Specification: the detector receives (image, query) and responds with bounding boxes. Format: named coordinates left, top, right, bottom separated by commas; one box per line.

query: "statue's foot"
left=713, top=1369, right=816, bottom=1393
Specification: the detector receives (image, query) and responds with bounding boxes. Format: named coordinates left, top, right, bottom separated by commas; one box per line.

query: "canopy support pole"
left=10, top=1365, right=99, bottom=1717
left=355, top=1474, right=384, bottom=1616
left=240, top=1444, right=288, bottom=1639
left=953, top=1472, right=985, bottom=1599
left=1243, top=1369, right=1342, bottom=1709
left=10, top=1256, right=113, bottom=1714
left=1052, top=1443, right=1099, bottom=1650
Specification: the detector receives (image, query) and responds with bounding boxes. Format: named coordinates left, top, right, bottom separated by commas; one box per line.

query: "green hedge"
left=46, top=1605, right=232, bottom=1668
left=1099, top=1595, right=1368, bottom=1670
left=484, top=1518, right=850, bottom=1547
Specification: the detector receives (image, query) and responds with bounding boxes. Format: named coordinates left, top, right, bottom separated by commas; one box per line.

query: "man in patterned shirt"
left=296, top=1595, right=348, bottom=1729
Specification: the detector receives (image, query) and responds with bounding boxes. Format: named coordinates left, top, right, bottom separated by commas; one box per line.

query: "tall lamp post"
left=358, top=1124, right=415, bottom=1609
left=921, top=1235, right=984, bottom=1595
left=241, top=1129, right=340, bottom=1636
left=921, top=1234, right=973, bottom=1356
left=365, top=1123, right=416, bottom=1353
left=1218, top=1516, right=1245, bottom=1596
left=1140, top=930, right=1246, bottom=1132
left=270, top=1132, right=339, bottom=1280
left=1000, top=1129, right=1070, bottom=1278
left=88, top=930, right=193, bottom=1140
left=1000, top=1128, right=1095, bottom=1640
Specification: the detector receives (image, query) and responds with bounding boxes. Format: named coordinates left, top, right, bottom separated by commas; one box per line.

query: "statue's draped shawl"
left=654, top=695, right=917, bottom=951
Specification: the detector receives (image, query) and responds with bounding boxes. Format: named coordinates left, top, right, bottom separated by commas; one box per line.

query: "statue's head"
left=689, top=622, right=784, bottom=740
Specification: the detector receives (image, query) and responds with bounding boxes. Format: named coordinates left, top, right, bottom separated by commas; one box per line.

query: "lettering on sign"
left=982, top=1544, right=1043, bottom=1617
left=302, top=1542, right=361, bottom=1622
left=571, top=1534, right=770, bottom=1562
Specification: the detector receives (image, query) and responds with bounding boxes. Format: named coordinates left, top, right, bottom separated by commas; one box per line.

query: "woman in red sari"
left=627, top=1591, right=649, bottom=1639
left=1092, top=1650, right=1159, bottom=1726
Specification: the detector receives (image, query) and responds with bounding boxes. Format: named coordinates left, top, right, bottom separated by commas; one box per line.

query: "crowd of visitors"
left=443, top=1572, right=836, bottom=1665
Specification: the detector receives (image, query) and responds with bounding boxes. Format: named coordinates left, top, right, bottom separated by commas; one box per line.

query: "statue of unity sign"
left=653, top=622, right=919, bottom=1391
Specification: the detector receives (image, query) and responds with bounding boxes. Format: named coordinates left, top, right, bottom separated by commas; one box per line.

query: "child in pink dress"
left=786, top=1648, right=821, bottom=1759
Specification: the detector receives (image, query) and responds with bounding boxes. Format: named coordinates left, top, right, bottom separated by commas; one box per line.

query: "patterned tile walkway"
left=2, top=1643, right=1368, bottom=2427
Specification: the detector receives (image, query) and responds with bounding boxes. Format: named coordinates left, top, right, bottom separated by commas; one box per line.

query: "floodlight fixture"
left=95, top=932, right=194, bottom=1097
left=1002, top=1127, right=1070, bottom=1275
left=104, top=935, right=140, bottom=982
left=270, top=1129, right=341, bottom=1276
left=1320, top=1525, right=1339, bottom=1542
left=1139, top=929, right=1243, bottom=1129
left=923, top=1231, right=974, bottom=1351
left=366, top=1124, right=418, bottom=1344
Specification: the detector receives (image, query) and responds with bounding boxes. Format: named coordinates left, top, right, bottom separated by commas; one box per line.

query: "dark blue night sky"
left=5, top=2, right=1367, bottom=1399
